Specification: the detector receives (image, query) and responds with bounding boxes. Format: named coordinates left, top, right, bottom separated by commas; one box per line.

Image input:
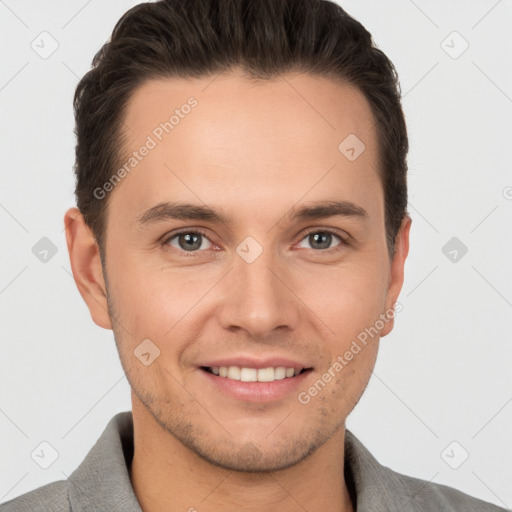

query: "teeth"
left=240, top=367, right=257, bottom=382
left=257, top=367, right=274, bottom=382
left=274, top=367, right=286, bottom=380
left=209, top=365, right=303, bottom=382
left=227, top=366, right=241, bottom=380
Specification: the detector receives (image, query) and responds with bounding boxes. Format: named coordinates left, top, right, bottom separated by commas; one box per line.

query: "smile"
left=201, top=365, right=310, bottom=382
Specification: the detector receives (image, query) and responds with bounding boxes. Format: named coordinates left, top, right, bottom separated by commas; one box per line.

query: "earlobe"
left=380, top=215, right=412, bottom=337
left=63, top=207, right=112, bottom=330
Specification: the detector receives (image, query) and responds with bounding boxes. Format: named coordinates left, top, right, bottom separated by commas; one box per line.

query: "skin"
left=64, top=70, right=411, bottom=512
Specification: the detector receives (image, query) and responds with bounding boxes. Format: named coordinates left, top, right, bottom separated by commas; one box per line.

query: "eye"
left=161, top=227, right=348, bottom=257
left=163, top=230, right=214, bottom=254
left=297, top=229, right=346, bottom=251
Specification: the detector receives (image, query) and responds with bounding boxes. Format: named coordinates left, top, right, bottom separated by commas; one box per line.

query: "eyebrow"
left=136, top=200, right=368, bottom=226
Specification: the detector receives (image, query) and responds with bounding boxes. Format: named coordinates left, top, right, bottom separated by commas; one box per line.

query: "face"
left=66, top=70, right=410, bottom=472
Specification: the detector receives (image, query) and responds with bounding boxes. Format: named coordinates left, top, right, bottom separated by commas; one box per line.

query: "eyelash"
left=160, top=227, right=349, bottom=257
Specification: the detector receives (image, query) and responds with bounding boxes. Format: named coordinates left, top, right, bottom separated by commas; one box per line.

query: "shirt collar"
left=344, top=428, right=412, bottom=509
left=67, top=411, right=142, bottom=511
left=67, top=410, right=405, bottom=511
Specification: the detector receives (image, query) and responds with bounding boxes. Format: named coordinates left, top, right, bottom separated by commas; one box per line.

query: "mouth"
left=200, top=365, right=313, bottom=382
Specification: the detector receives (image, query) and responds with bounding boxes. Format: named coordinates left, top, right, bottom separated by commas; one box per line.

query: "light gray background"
left=1, top=0, right=511, bottom=508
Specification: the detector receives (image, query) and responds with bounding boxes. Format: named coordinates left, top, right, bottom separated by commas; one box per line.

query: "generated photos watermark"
left=93, top=96, right=198, bottom=200
left=297, top=301, right=403, bottom=405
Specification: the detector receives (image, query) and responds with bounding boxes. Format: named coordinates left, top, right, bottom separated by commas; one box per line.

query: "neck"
left=129, top=397, right=354, bottom=512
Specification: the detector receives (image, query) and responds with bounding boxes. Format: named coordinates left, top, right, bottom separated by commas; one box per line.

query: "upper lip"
left=200, top=355, right=312, bottom=371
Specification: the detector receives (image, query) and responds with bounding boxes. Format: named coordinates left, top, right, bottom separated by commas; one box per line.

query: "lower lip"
left=198, top=368, right=313, bottom=403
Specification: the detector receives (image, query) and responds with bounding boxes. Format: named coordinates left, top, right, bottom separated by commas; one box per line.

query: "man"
left=1, top=0, right=507, bottom=510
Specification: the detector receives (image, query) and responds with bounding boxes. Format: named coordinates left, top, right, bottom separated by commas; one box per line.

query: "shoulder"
left=0, top=479, right=70, bottom=512
left=383, top=465, right=509, bottom=511
left=344, top=429, right=509, bottom=511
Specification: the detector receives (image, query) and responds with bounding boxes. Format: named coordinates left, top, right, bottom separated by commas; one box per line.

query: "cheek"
left=107, top=257, right=189, bottom=323
left=107, top=243, right=389, bottom=356
left=106, top=258, right=221, bottom=362
left=298, top=261, right=388, bottom=342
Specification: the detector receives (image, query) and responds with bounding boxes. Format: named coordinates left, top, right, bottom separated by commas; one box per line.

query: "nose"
left=217, top=246, right=300, bottom=339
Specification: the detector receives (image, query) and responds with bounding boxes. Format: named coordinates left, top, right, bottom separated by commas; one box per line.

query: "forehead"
left=111, top=71, right=383, bottom=229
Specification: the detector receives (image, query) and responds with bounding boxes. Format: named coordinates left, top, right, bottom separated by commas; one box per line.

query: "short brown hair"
left=73, top=0, right=409, bottom=259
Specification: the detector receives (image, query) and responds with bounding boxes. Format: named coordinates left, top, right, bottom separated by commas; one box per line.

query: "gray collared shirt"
left=0, top=411, right=508, bottom=511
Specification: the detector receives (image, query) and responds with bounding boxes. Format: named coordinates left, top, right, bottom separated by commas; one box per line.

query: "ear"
left=63, top=207, right=112, bottom=330
left=380, top=215, right=411, bottom=337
